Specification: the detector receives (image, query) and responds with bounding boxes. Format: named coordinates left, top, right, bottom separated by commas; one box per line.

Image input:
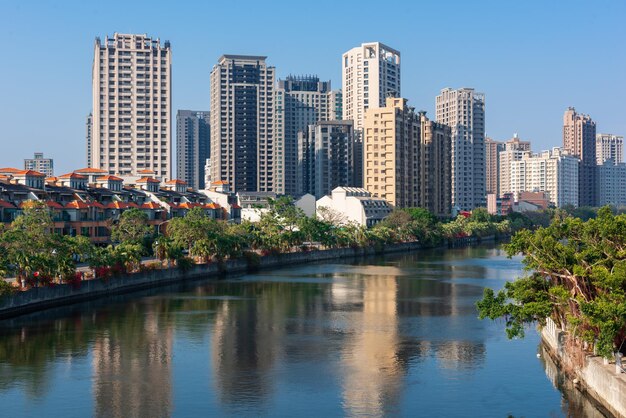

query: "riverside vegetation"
left=0, top=198, right=523, bottom=297
left=478, top=206, right=626, bottom=360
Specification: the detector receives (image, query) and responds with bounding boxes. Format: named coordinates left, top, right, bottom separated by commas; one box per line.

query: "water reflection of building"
left=92, top=310, right=173, bottom=418
left=339, top=272, right=405, bottom=417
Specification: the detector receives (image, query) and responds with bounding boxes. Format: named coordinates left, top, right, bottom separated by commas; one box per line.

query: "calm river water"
left=0, top=246, right=606, bottom=417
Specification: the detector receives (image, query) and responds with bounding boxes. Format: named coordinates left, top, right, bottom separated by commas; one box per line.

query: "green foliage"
left=110, top=208, right=151, bottom=245
left=0, top=279, right=15, bottom=297
left=477, top=206, right=626, bottom=357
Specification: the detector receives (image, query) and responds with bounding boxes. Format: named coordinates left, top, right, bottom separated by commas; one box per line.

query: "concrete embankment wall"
left=0, top=242, right=424, bottom=319
left=541, top=318, right=626, bottom=418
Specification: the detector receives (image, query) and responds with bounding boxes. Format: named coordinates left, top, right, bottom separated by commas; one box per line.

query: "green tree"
left=110, top=208, right=151, bottom=245
left=477, top=206, right=626, bottom=358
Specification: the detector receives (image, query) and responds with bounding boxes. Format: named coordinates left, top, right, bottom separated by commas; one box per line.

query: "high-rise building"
left=297, top=120, right=355, bottom=198
left=419, top=112, right=452, bottom=217
left=596, top=133, right=623, bottom=165
left=363, top=98, right=419, bottom=208
left=86, top=113, right=93, bottom=168
left=342, top=42, right=400, bottom=130
left=273, top=76, right=337, bottom=196
left=596, top=161, right=626, bottom=207
left=508, top=147, right=578, bottom=208
left=435, top=88, right=486, bottom=210
left=329, top=89, right=343, bottom=121
left=497, top=135, right=532, bottom=197
left=563, top=107, right=596, bottom=206
left=176, top=110, right=210, bottom=190
left=209, top=55, right=275, bottom=192
left=485, top=138, right=504, bottom=195
left=91, top=33, right=172, bottom=179
left=24, top=153, right=54, bottom=177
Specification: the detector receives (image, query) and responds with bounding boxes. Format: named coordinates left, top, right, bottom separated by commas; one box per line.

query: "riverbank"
left=0, top=241, right=434, bottom=319
left=541, top=317, right=626, bottom=418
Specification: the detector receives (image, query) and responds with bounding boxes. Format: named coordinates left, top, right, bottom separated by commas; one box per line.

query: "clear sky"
left=0, top=0, right=624, bottom=175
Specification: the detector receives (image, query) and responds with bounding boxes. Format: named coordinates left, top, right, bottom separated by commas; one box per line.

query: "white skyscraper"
left=342, top=42, right=400, bottom=130
left=596, top=133, right=624, bottom=165
left=91, top=33, right=172, bottom=179
left=435, top=87, right=486, bottom=210
left=209, top=55, right=275, bottom=192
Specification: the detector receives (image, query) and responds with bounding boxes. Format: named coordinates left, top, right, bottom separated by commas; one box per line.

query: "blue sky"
left=0, top=0, right=624, bottom=175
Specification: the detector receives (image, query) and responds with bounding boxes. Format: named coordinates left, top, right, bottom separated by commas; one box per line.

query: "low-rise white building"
left=316, top=187, right=391, bottom=227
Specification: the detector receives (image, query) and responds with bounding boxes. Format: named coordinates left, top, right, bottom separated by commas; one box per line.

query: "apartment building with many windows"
left=209, top=55, right=275, bottom=192
left=596, top=133, right=623, bottom=165
left=176, top=110, right=210, bottom=190
left=563, top=107, right=596, bottom=206
left=90, top=33, right=172, bottom=179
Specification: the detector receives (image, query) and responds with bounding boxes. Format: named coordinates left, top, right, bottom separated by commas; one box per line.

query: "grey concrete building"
left=209, top=55, right=275, bottom=192
left=297, top=120, right=355, bottom=198
left=435, top=87, right=486, bottom=211
left=273, top=75, right=337, bottom=196
left=24, top=152, right=54, bottom=177
left=176, top=110, right=210, bottom=190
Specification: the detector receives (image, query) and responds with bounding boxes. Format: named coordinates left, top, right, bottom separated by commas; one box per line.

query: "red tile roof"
left=45, top=176, right=58, bottom=183
left=90, top=202, right=105, bottom=209
left=212, top=180, right=229, bottom=185
left=137, top=169, right=155, bottom=174
left=65, top=200, right=90, bottom=209
left=0, top=167, right=22, bottom=173
left=0, top=200, right=15, bottom=209
left=12, top=170, right=46, bottom=177
left=140, top=202, right=162, bottom=209
left=205, top=203, right=221, bottom=209
left=136, top=177, right=160, bottom=184
left=59, top=173, right=87, bottom=180
left=165, top=179, right=187, bottom=185
left=74, top=167, right=108, bottom=174
left=97, top=175, right=123, bottom=182
left=45, top=201, right=64, bottom=209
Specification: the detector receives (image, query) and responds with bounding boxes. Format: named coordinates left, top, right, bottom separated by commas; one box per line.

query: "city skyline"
left=0, top=0, right=625, bottom=175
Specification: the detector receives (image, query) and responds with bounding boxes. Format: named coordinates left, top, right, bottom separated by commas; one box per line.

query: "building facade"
left=596, top=133, right=623, bottom=165
left=563, top=107, right=596, bottom=206
left=596, top=161, right=626, bottom=207
left=363, top=98, right=419, bottom=208
left=273, top=76, right=336, bottom=196
left=176, top=110, right=210, bottom=190
left=497, top=135, right=532, bottom=197
left=91, top=33, right=172, bottom=179
left=485, top=138, right=504, bottom=195
left=435, top=87, right=486, bottom=211
left=316, top=187, right=392, bottom=227
left=297, top=120, right=355, bottom=198
left=209, top=55, right=275, bottom=192
left=419, top=112, right=452, bottom=217
left=24, top=153, right=54, bottom=178
left=508, top=147, right=578, bottom=208
left=342, top=42, right=401, bottom=130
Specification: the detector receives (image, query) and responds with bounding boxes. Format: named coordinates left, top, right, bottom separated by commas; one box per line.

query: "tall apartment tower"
left=297, top=120, right=355, bottom=198
left=176, top=110, right=210, bottom=190
left=363, top=98, right=419, bottom=208
left=209, top=55, right=275, bottom=192
left=24, top=153, right=54, bottom=177
left=419, top=112, right=452, bottom=217
left=329, top=90, right=343, bottom=121
left=435, top=87, right=486, bottom=210
left=596, top=133, right=623, bottom=165
left=86, top=113, right=93, bottom=168
left=485, top=138, right=504, bottom=195
left=274, top=76, right=336, bottom=196
left=563, top=107, right=596, bottom=206
left=497, top=135, right=532, bottom=197
left=91, top=33, right=172, bottom=179
left=342, top=42, right=400, bottom=130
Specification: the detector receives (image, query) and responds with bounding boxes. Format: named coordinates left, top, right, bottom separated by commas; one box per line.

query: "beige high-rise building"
left=485, top=138, right=504, bottom=195
left=435, top=88, right=485, bottom=211
left=91, top=33, right=172, bottom=179
left=342, top=42, right=400, bottom=130
left=209, top=55, right=275, bottom=192
left=563, top=107, right=596, bottom=206
left=596, top=133, right=623, bottom=165
left=363, top=98, right=419, bottom=207
left=363, top=98, right=451, bottom=214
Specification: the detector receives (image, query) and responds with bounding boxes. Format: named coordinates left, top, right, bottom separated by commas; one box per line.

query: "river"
left=0, top=245, right=607, bottom=417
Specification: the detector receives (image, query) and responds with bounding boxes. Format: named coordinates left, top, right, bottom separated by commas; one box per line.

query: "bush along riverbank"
left=477, top=207, right=626, bottom=417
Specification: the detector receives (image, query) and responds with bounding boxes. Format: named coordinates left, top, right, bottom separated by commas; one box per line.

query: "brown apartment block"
left=363, top=98, right=451, bottom=216
left=563, top=107, right=596, bottom=206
